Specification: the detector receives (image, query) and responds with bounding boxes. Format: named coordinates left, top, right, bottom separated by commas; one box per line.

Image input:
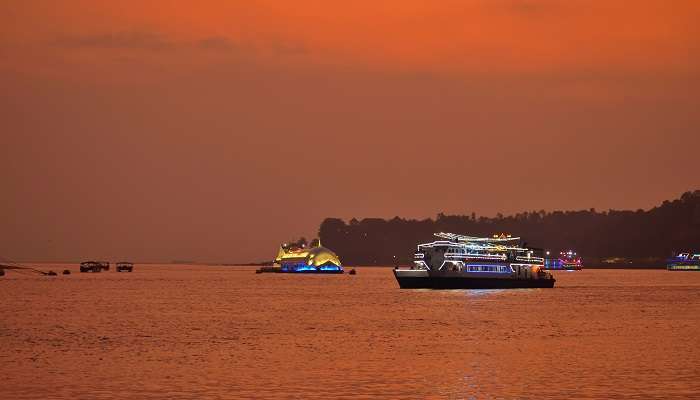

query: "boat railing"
left=434, top=232, right=521, bottom=243
left=444, top=252, right=507, bottom=260
left=515, top=256, right=545, bottom=263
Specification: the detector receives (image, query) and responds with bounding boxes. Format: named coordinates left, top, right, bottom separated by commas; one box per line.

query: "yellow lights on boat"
left=492, top=233, right=512, bottom=240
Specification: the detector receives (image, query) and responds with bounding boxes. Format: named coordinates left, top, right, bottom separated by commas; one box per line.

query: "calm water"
left=1, top=265, right=699, bottom=399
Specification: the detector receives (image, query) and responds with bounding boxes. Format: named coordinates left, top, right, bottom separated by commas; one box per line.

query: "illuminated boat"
left=272, top=241, right=343, bottom=274
left=667, top=252, right=700, bottom=271
left=393, top=233, right=555, bottom=289
left=544, top=250, right=583, bottom=270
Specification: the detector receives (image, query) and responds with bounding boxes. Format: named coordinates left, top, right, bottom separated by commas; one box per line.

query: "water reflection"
left=1, top=265, right=699, bottom=399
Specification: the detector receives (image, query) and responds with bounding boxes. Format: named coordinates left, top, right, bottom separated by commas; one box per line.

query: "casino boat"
left=393, top=232, right=555, bottom=289
left=544, top=250, right=583, bottom=270
left=264, top=240, right=343, bottom=274
left=667, top=252, right=700, bottom=271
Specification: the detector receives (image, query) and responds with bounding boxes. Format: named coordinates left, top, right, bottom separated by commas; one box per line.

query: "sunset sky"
left=2, top=1, right=699, bottom=262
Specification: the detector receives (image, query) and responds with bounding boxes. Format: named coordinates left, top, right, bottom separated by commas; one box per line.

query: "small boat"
left=256, top=266, right=280, bottom=273
left=394, top=232, right=555, bottom=289
left=544, top=250, right=583, bottom=270
left=0, top=263, right=58, bottom=276
left=348, top=268, right=357, bottom=275
left=62, top=269, right=71, bottom=275
left=667, top=252, right=700, bottom=271
left=79, top=261, right=102, bottom=273
left=116, top=262, right=134, bottom=272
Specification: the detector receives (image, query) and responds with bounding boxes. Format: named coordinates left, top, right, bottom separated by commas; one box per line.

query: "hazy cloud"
left=53, top=32, right=305, bottom=57
left=487, top=0, right=567, bottom=16
left=196, top=36, right=239, bottom=51
left=54, top=31, right=173, bottom=50
left=270, top=40, right=308, bottom=55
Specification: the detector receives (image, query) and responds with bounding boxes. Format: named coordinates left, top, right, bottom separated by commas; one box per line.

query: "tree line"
left=318, top=191, right=700, bottom=266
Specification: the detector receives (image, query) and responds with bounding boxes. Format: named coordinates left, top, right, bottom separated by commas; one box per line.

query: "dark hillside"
left=319, top=191, right=700, bottom=266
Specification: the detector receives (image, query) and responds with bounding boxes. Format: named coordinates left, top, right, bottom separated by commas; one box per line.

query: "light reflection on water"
left=463, top=289, right=507, bottom=297
left=1, top=265, right=699, bottom=399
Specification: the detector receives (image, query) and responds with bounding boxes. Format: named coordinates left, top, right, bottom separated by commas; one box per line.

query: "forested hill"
left=319, top=191, right=700, bottom=266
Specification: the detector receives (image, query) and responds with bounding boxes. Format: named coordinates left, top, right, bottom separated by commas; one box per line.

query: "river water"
left=1, top=265, right=699, bottom=399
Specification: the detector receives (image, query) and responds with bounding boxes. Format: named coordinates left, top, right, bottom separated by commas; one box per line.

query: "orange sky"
left=2, top=1, right=699, bottom=262
left=4, top=1, right=699, bottom=76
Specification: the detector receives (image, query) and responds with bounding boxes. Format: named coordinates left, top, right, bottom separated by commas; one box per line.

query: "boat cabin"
left=79, top=261, right=102, bottom=273
left=116, top=262, right=134, bottom=272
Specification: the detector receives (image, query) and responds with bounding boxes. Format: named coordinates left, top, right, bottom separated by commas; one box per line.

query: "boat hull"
left=394, top=270, right=555, bottom=289
left=256, top=266, right=344, bottom=274
left=291, top=269, right=344, bottom=274
left=667, top=265, right=700, bottom=271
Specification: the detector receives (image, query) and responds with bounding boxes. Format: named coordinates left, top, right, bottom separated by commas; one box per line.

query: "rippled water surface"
left=1, top=265, right=699, bottom=399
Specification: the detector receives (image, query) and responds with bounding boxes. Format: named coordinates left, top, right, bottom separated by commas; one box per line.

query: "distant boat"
left=0, top=262, right=57, bottom=276
left=544, top=250, right=583, bottom=270
left=79, top=261, right=102, bottom=273
left=116, top=262, right=134, bottom=272
left=667, top=252, right=700, bottom=271
left=394, top=232, right=555, bottom=289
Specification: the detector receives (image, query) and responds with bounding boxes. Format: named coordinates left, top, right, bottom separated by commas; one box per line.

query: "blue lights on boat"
left=462, top=264, right=511, bottom=273
left=280, top=262, right=343, bottom=273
